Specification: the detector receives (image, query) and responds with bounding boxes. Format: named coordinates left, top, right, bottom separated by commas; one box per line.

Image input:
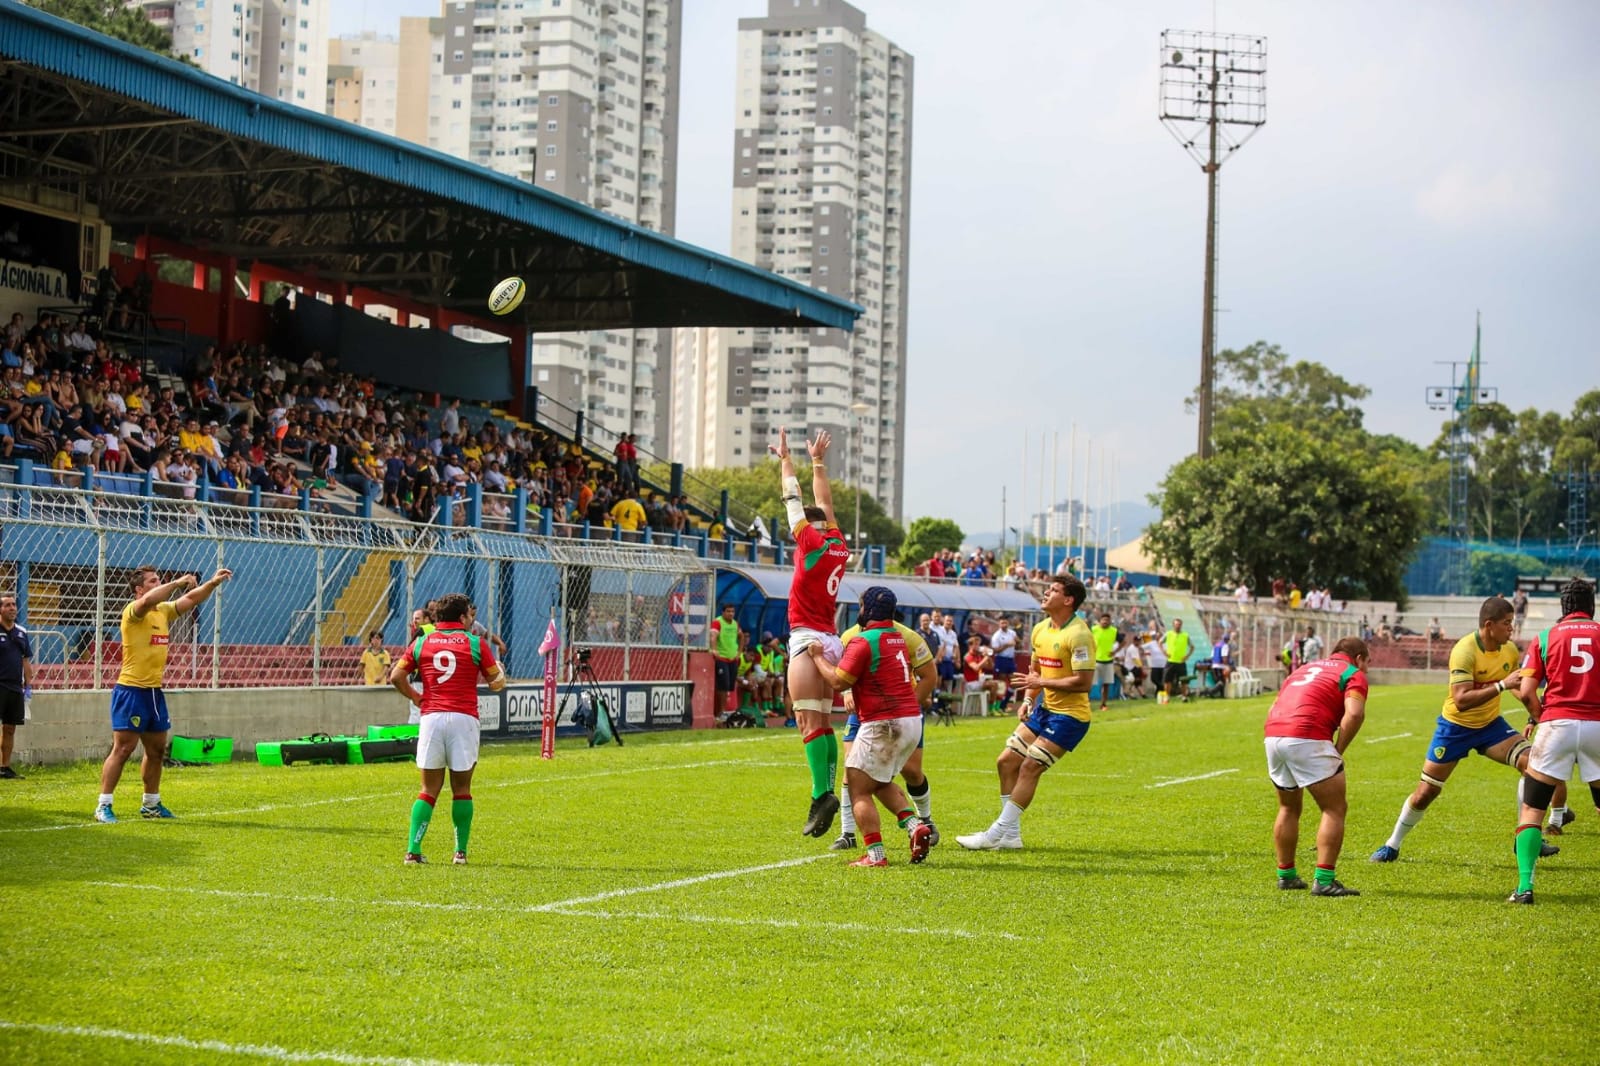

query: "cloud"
left=1415, top=165, right=1556, bottom=231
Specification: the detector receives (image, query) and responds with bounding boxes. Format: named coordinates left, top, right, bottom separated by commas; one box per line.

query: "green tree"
left=1145, top=421, right=1427, bottom=601
left=1205, top=341, right=1372, bottom=439
left=1468, top=550, right=1543, bottom=597
left=895, top=517, right=965, bottom=573
left=25, top=1, right=186, bottom=59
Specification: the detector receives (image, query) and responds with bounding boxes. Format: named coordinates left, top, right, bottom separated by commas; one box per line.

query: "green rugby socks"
left=408, top=792, right=436, bottom=854
left=1515, top=823, right=1542, bottom=894
left=451, top=794, right=474, bottom=856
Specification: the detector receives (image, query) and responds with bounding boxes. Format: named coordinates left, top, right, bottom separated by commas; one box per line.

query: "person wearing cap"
left=809, top=587, right=934, bottom=867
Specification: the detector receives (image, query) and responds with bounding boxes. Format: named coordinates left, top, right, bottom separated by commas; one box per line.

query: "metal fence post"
left=313, top=544, right=324, bottom=686
left=213, top=539, right=224, bottom=689
left=94, top=530, right=106, bottom=690
left=623, top=569, right=633, bottom=682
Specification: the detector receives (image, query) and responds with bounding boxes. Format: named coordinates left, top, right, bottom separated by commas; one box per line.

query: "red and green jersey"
left=1264, top=653, right=1368, bottom=741
left=788, top=520, right=849, bottom=633
left=836, top=622, right=922, bottom=723
left=1523, top=615, right=1600, bottom=722
left=398, top=621, right=496, bottom=716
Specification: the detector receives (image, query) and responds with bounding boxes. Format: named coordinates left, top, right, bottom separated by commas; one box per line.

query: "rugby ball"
left=488, top=276, right=527, bottom=316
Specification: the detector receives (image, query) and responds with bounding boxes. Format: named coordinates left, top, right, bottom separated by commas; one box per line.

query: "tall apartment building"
left=326, top=27, right=432, bottom=145
left=378, top=0, right=682, bottom=456
left=139, top=0, right=329, bottom=108
left=715, top=0, right=912, bottom=519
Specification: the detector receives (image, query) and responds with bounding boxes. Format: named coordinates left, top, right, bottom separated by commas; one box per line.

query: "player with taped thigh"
left=1371, top=595, right=1563, bottom=863
left=1264, top=638, right=1370, bottom=897
left=1506, top=579, right=1600, bottom=904
left=830, top=603, right=939, bottom=850
left=391, top=593, right=507, bottom=866
left=770, top=426, right=852, bottom=837
left=810, top=586, right=933, bottom=866
left=958, top=574, right=1095, bottom=851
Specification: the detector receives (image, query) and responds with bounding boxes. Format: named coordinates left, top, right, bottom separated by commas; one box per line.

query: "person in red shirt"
left=390, top=592, right=506, bottom=866
left=811, top=587, right=933, bottom=867
left=771, top=426, right=851, bottom=838
left=1263, top=637, right=1369, bottom=897
left=1509, top=578, right=1600, bottom=903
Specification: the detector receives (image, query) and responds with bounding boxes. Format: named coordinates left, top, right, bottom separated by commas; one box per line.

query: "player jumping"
left=771, top=427, right=851, bottom=838
left=391, top=593, right=507, bottom=866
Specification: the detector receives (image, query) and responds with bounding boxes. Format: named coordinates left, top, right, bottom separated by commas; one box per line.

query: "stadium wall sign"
left=487, top=681, right=693, bottom=738
left=0, top=257, right=71, bottom=322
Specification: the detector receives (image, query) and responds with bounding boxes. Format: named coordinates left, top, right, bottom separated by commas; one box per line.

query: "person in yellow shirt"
left=609, top=492, right=646, bottom=534
left=1369, top=595, right=1564, bottom=863
left=361, top=630, right=393, bottom=686
left=95, top=564, right=231, bottom=823
left=959, top=574, right=1094, bottom=851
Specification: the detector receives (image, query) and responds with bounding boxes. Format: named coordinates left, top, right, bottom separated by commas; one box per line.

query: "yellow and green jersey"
left=1443, top=632, right=1523, bottom=729
left=1032, top=615, right=1095, bottom=722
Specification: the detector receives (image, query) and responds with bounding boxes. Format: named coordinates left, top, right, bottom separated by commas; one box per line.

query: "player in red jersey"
left=770, top=426, right=852, bottom=838
left=1508, top=578, right=1600, bottom=903
left=1263, top=637, right=1370, bottom=897
left=390, top=593, right=506, bottom=866
left=811, top=587, right=933, bottom=867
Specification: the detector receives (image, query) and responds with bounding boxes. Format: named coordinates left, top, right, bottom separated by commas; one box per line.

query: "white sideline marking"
left=0, top=1019, right=502, bottom=1066
left=546, top=906, right=1020, bottom=941
left=1365, top=732, right=1414, bottom=744
left=528, top=854, right=832, bottom=911
left=1145, top=768, right=1240, bottom=789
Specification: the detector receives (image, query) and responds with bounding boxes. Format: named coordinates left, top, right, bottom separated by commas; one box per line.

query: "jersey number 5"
left=1571, top=637, right=1595, bottom=675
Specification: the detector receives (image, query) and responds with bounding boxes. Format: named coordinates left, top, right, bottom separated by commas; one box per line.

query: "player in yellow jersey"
left=828, top=606, right=938, bottom=851
left=94, top=564, right=231, bottom=823
left=1370, top=595, right=1563, bottom=862
left=958, top=574, right=1094, bottom=850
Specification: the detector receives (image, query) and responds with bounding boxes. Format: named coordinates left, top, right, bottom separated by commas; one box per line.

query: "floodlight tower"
left=1160, top=30, right=1267, bottom=460
left=1425, top=314, right=1495, bottom=596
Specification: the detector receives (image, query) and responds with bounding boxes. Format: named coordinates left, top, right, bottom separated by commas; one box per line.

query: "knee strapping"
left=1420, top=772, right=1448, bottom=790
left=1521, top=775, right=1557, bottom=811
left=1505, top=739, right=1532, bottom=770
left=1004, top=734, right=1031, bottom=758
left=1024, top=743, right=1058, bottom=769
left=792, top=698, right=832, bottom=715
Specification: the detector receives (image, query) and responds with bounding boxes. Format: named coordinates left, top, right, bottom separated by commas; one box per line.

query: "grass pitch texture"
left=2, top=685, right=1596, bottom=1064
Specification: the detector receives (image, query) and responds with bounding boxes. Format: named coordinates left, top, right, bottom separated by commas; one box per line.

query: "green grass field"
left=3, top=683, right=1597, bottom=1065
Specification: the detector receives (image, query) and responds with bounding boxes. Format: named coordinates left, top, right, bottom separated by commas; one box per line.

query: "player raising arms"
left=810, top=587, right=933, bottom=866
left=1370, top=595, right=1561, bottom=863
left=1264, top=637, right=1370, bottom=897
left=390, top=593, right=507, bottom=866
left=830, top=596, right=939, bottom=851
left=95, top=565, right=231, bottom=823
left=771, top=426, right=852, bottom=838
left=1507, top=579, right=1600, bottom=904
left=958, top=574, right=1094, bottom=851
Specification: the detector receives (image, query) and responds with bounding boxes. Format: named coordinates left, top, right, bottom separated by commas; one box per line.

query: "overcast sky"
left=333, top=1, right=1600, bottom=540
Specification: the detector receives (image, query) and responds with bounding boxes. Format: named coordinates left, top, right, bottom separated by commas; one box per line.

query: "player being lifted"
left=1507, top=579, right=1600, bottom=904
left=809, top=587, right=934, bottom=866
left=771, top=426, right=851, bottom=838
left=390, top=593, right=507, bottom=866
left=958, top=574, right=1095, bottom=851
left=830, top=597, right=940, bottom=851
left=1370, top=595, right=1562, bottom=863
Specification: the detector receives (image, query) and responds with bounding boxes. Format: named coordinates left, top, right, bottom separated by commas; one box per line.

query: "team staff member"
left=1507, top=579, right=1600, bottom=904
left=709, top=604, right=742, bottom=717
left=95, top=565, right=232, bottom=823
left=1264, top=638, right=1370, bottom=897
left=1091, top=612, right=1119, bottom=711
left=1371, top=596, right=1562, bottom=863
left=810, top=587, right=934, bottom=867
left=989, top=616, right=1019, bottom=694
left=830, top=606, right=939, bottom=851
left=958, top=575, right=1094, bottom=851
left=0, top=594, right=35, bottom=779
left=1163, top=618, right=1192, bottom=703
left=390, top=593, right=506, bottom=866
left=771, top=426, right=851, bottom=838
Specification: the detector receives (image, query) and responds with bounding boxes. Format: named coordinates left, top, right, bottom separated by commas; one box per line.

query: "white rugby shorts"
left=417, top=711, right=481, bottom=772
left=1528, top=718, right=1600, bottom=783
left=789, top=627, right=843, bottom=665
left=845, top=716, right=923, bottom=783
left=1264, top=736, right=1344, bottom=790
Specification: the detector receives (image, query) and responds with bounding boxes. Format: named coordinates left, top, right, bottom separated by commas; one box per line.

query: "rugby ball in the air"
left=488, top=276, right=527, bottom=316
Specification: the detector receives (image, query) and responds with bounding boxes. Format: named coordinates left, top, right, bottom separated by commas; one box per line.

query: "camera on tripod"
left=574, top=647, right=593, bottom=665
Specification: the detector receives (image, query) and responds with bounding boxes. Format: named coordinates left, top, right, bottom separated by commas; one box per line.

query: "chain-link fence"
left=0, top=482, right=710, bottom=691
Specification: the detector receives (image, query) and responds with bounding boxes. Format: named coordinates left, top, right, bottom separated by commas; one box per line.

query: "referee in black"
left=0, top=593, right=34, bottom=779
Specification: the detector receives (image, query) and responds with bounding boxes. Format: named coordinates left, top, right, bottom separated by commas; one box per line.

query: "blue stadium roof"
left=0, top=0, right=862, bottom=332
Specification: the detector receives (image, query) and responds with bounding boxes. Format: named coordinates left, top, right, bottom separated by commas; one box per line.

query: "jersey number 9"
left=432, top=649, right=457, bottom=683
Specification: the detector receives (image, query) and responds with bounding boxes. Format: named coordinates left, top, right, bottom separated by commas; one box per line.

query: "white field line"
left=1145, top=768, right=1240, bottom=789
left=546, top=906, right=1020, bottom=941
left=0, top=757, right=779, bottom=835
left=527, top=854, right=831, bottom=910
left=1365, top=732, right=1414, bottom=744
left=935, top=767, right=1128, bottom=778
left=0, top=1019, right=502, bottom=1066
